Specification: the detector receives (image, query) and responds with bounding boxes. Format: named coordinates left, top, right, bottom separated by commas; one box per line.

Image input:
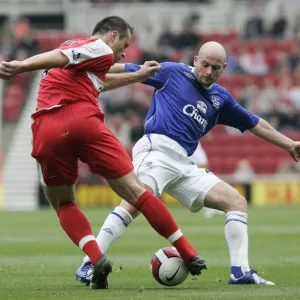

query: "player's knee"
left=230, top=191, right=248, bottom=212
left=119, top=199, right=140, bottom=218
left=108, top=172, right=145, bottom=204
left=42, top=185, right=75, bottom=211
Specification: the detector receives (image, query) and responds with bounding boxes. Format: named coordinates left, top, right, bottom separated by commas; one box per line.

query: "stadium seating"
left=2, top=30, right=299, bottom=175
left=201, top=128, right=292, bottom=174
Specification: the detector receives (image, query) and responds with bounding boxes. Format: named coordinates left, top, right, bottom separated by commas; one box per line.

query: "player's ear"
left=111, top=30, right=119, bottom=41
left=193, top=55, right=198, bottom=66
left=222, top=63, right=227, bottom=73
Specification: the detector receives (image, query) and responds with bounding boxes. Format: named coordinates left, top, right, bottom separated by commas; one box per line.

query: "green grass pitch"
left=0, top=206, right=300, bottom=300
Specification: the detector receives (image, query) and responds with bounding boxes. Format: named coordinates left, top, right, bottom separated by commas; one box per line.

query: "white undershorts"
left=190, top=141, right=208, bottom=167
left=132, top=134, right=222, bottom=212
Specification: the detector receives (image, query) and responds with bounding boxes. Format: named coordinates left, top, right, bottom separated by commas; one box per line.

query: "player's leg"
left=204, top=181, right=274, bottom=285
left=32, top=107, right=111, bottom=289
left=190, top=142, right=223, bottom=218
left=81, top=126, right=206, bottom=275
left=108, top=172, right=205, bottom=268
left=91, top=193, right=142, bottom=257
left=41, top=184, right=103, bottom=267
left=77, top=194, right=142, bottom=284
left=166, top=162, right=274, bottom=285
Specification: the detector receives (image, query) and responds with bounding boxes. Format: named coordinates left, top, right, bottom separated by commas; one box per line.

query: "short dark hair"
left=92, top=16, right=134, bottom=38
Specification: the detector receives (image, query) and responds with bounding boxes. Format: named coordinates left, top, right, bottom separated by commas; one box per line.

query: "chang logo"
left=196, top=101, right=207, bottom=114
left=183, top=103, right=208, bottom=130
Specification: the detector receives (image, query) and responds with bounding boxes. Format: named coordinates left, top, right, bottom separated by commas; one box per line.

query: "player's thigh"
left=166, top=168, right=222, bottom=213
left=132, top=136, right=179, bottom=197
left=32, top=112, right=78, bottom=187
left=80, top=121, right=134, bottom=180
left=204, top=181, right=248, bottom=212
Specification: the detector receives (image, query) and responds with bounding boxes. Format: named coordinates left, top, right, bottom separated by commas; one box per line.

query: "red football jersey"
left=32, top=37, right=114, bottom=118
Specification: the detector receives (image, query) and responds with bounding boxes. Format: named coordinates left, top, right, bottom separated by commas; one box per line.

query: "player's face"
left=110, top=30, right=132, bottom=63
left=193, top=55, right=226, bottom=87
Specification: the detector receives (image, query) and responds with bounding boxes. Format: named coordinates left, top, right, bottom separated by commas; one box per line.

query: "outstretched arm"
left=0, top=50, right=69, bottom=80
left=249, top=118, right=300, bottom=161
left=108, top=63, right=126, bottom=73
left=103, top=61, right=161, bottom=91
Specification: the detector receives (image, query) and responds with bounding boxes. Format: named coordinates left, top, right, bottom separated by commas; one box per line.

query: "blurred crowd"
left=72, top=0, right=211, bottom=3
left=0, top=17, right=39, bottom=121
left=1, top=3, right=300, bottom=180
left=0, top=16, right=38, bottom=62
left=102, top=9, right=300, bottom=147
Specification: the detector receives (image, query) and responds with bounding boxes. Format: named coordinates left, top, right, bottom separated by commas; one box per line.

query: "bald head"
left=198, top=41, right=227, bottom=63
left=193, top=41, right=227, bottom=87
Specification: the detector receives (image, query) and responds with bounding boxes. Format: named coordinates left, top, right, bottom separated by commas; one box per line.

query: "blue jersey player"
left=76, top=42, right=300, bottom=286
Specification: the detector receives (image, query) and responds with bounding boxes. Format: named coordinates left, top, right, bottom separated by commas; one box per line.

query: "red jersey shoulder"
left=58, top=38, right=97, bottom=50
left=57, top=38, right=114, bottom=65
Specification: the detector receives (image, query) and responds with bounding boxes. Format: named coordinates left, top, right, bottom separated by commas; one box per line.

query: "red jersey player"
left=0, top=16, right=206, bottom=289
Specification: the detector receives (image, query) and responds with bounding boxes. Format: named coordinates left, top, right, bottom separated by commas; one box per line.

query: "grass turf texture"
left=0, top=206, right=299, bottom=300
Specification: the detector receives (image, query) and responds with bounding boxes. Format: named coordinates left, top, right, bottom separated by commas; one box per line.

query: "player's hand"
left=0, top=60, right=23, bottom=80
left=137, top=61, right=162, bottom=81
left=288, top=141, right=300, bottom=162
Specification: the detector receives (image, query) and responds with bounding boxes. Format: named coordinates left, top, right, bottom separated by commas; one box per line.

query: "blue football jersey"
left=125, top=62, right=259, bottom=156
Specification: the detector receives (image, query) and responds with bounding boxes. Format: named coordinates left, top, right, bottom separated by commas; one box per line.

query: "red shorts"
left=31, top=103, right=134, bottom=186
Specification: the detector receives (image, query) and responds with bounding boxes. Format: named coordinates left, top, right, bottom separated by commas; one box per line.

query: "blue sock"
left=231, top=266, right=244, bottom=278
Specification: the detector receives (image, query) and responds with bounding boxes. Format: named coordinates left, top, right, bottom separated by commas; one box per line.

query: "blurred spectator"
left=293, top=11, right=300, bottom=43
left=138, top=23, right=157, bottom=53
left=107, top=113, right=131, bottom=149
left=232, top=86, right=248, bottom=107
left=0, top=20, right=15, bottom=61
left=274, top=160, right=300, bottom=176
left=242, top=77, right=260, bottom=111
left=157, top=20, right=175, bottom=50
left=128, top=113, right=144, bottom=145
left=13, top=29, right=39, bottom=61
left=243, top=4, right=265, bottom=39
left=277, top=76, right=298, bottom=129
left=0, top=34, right=15, bottom=61
left=288, top=78, right=300, bottom=112
left=224, top=44, right=240, bottom=74
left=233, top=159, right=256, bottom=182
left=249, top=78, right=279, bottom=120
left=273, top=50, right=290, bottom=73
left=270, top=6, right=288, bottom=39
left=171, top=13, right=200, bottom=53
left=239, top=47, right=269, bottom=75
left=13, top=16, right=31, bottom=41
left=287, top=43, right=300, bottom=73
left=142, top=44, right=170, bottom=63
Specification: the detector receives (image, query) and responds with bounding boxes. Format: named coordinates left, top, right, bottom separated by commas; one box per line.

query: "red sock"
left=172, top=236, right=197, bottom=262
left=57, top=203, right=102, bottom=265
left=135, top=191, right=197, bottom=262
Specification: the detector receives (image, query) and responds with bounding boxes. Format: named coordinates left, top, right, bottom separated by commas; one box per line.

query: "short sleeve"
left=217, top=91, right=259, bottom=132
left=57, top=39, right=114, bottom=80
left=125, top=62, right=172, bottom=89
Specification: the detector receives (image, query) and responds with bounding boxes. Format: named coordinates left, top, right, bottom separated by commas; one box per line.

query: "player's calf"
left=107, top=172, right=202, bottom=266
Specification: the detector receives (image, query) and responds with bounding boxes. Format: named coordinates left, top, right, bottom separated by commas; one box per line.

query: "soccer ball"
left=150, top=247, right=189, bottom=286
